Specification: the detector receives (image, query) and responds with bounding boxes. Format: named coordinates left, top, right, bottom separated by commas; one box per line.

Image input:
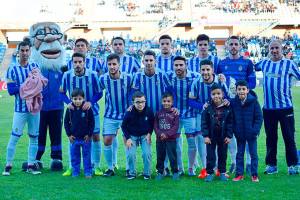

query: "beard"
left=31, top=40, right=66, bottom=71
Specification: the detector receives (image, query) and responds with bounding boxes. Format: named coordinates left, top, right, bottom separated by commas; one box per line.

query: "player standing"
left=156, top=35, right=175, bottom=72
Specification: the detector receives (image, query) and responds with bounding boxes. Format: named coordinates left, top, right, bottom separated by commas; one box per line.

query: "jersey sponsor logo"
left=266, top=72, right=281, bottom=78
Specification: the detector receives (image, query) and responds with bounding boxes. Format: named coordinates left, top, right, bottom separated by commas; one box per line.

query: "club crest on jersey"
left=122, top=83, right=126, bottom=89
left=87, top=81, right=91, bottom=87
left=55, top=73, right=58, bottom=79
left=239, top=66, right=243, bottom=71
left=225, top=66, right=228, bottom=70
left=156, top=80, right=160, bottom=85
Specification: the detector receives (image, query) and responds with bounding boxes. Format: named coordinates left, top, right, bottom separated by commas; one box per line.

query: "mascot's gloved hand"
left=61, top=65, right=69, bottom=74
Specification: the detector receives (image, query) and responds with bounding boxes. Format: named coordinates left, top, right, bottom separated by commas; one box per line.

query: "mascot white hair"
left=22, top=22, right=67, bottom=171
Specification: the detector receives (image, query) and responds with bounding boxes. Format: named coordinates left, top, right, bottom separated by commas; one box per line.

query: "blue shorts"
left=177, top=117, right=196, bottom=135
left=11, top=112, right=40, bottom=137
left=93, top=114, right=100, bottom=134
left=196, top=113, right=202, bottom=133
left=102, top=117, right=123, bottom=136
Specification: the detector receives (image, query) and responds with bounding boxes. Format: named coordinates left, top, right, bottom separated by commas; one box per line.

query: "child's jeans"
left=206, top=137, right=228, bottom=174
left=71, top=140, right=92, bottom=175
left=156, top=141, right=178, bottom=174
left=126, top=134, right=152, bottom=176
left=236, top=139, right=258, bottom=176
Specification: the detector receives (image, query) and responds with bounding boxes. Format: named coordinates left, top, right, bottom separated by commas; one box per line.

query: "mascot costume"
left=22, top=22, right=66, bottom=171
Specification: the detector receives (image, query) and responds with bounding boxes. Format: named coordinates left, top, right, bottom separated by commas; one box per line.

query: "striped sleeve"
left=60, top=73, right=68, bottom=93
left=289, top=61, right=300, bottom=80
left=6, top=67, right=15, bottom=83
left=133, top=58, right=141, bottom=73
left=131, top=73, right=140, bottom=90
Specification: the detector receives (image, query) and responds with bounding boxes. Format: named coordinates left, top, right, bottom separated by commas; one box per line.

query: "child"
left=64, top=88, right=95, bottom=178
left=231, top=80, right=263, bottom=182
left=154, top=91, right=180, bottom=181
left=121, top=91, right=154, bottom=180
left=201, top=83, right=233, bottom=182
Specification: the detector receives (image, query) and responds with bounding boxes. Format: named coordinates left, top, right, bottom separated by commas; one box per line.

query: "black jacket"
left=230, top=90, right=263, bottom=140
left=64, top=103, right=95, bottom=140
left=121, top=105, right=154, bottom=140
left=201, top=100, right=233, bottom=140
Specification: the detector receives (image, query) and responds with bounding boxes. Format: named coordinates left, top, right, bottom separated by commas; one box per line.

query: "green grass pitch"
left=0, top=87, right=299, bottom=200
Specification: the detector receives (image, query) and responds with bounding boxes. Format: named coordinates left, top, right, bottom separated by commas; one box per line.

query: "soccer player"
left=187, top=34, right=221, bottom=73
left=3, top=42, right=41, bottom=175
left=60, top=52, right=103, bottom=176
left=189, top=59, right=229, bottom=178
left=99, top=53, right=132, bottom=177
left=217, top=35, right=256, bottom=174
left=102, top=37, right=141, bottom=74
left=167, top=56, right=199, bottom=176
left=255, top=39, right=300, bottom=175
left=156, top=34, right=175, bottom=72
left=67, top=38, right=106, bottom=74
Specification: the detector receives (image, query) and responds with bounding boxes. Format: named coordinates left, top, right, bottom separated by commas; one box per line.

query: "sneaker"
left=86, top=173, right=92, bottom=178
left=178, top=168, right=185, bottom=176
left=216, top=169, right=229, bottom=178
left=252, top=175, right=259, bottom=182
left=125, top=170, right=130, bottom=177
left=219, top=173, right=228, bottom=181
left=173, top=173, right=179, bottom=180
left=144, top=175, right=151, bottom=180
left=188, top=168, right=196, bottom=176
left=205, top=174, right=214, bottom=182
left=26, top=165, right=41, bottom=175
left=164, top=168, right=172, bottom=177
left=113, top=163, right=119, bottom=170
left=288, top=166, right=296, bottom=175
left=2, top=166, right=12, bottom=176
left=264, top=165, right=278, bottom=174
left=197, top=168, right=207, bottom=178
left=94, top=167, right=103, bottom=176
left=155, top=173, right=164, bottom=180
left=103, top=169, right=115, bottom=177
left=63, top=168, right=73, bottom=176
left=127, top=175, right=136, bottom=180
left=227, top=163, right=236, bottom=174
left=246, top=163, right=251, bottom=174
left=233, top=175, right=244, bottom=181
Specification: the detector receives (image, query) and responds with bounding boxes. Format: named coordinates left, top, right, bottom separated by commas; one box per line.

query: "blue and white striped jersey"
left=189, top=74, right=228, bottom=113
left=155, top=55, right=175, bottom=72
left=131, top=68, right=172, bottom=114
left=67, top=57, right=105, bottom=74
left=99, top=72, right=132, bottom=120
left=255, top=58, right=300, bottom=110
left=187, top=55, right=221, bottom=74
left=6, top=62, right=39, bottom=113
left=167, top=71, right=199, bottom=118
left=102, top=55, right=141, bottom=74
left=60, top=69, right=102, bottom=115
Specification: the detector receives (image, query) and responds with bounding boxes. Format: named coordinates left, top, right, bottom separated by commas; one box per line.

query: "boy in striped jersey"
left=60, top=52, right=103, bottom=176
left=156, top=35, right=175, bottom=72
left=99, top=53, right=133, bottom=177
left=67, top=38, right=106, bottom=74
left=167, top=56, right=200, bottom=176
left=255, top=39, right=300, bottom=175
left=187, top=34, right=221, bottom=74
left=102, top=37, right=141, bottom=74
left=189, top=59, right=229, bottom=178
left=217, top=36, right=256, bottom=174
left=3, top=42, right=41, bottom=175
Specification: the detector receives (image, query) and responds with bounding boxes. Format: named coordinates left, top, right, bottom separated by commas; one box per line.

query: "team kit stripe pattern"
left=256, top=58, right=300, bottom=110
left=187, top=55, right=221, bottom=73
left=61, top=69, right=101, bottom=115
left=168, top=71, right=199, bottom=118
left=68, top=57, right=104, bottom=73
left=99, top=73, right=132, bottom=120
left=156, top=55, right=175, bottom=72
left=102, top=55, right=141, bottom=74
left=132, top=68, right=172, bottom=114
left=6, top=62, right=39, bottom=113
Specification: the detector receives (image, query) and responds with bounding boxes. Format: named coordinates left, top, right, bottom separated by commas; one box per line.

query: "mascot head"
left=25, top=22, right=66, bottom=71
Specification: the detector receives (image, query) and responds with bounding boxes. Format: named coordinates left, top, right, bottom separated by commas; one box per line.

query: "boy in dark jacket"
left=64, top=88, right=95, bottom=178
left=231, top=80, right=263, bottom=182
left=121, top=91, right=154, bottom=180
left=154, top=91, right=180, bottom=181
left=202, top=83, right=233, bottom=182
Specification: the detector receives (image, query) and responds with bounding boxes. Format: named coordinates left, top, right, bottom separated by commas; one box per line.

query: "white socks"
left=103, top=145, right=113, bottom=170
left=28, top=137, right=38, bottom=165
left=6, top=135, right=20, bottom=166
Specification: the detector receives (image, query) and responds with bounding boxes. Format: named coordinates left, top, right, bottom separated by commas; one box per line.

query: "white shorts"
left=196, top=113, right=202, bottom=133
left=93, top=114, right=100, bottom=134
left=12, top=112, right=40, bottom=137
left=102, top=117, right=123, bottom=136
left=177, top=117, right=196, bottom=135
